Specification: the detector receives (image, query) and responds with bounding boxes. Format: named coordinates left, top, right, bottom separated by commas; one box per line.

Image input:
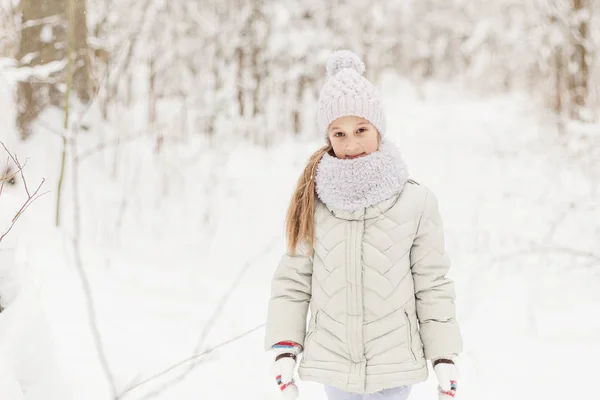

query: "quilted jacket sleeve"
left=264, top=241, right=313, bottom=351
left=410, top=187, right=463, bottom=360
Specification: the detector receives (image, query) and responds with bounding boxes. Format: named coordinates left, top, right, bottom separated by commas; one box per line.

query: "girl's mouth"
left=346, top=153, right=366, bottom=159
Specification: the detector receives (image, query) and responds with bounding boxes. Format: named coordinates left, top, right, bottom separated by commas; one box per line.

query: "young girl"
left=264, top=50, right=463, bottom=400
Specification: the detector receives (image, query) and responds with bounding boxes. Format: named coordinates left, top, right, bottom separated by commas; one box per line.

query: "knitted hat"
left=316, top=50, right=386, bottom=139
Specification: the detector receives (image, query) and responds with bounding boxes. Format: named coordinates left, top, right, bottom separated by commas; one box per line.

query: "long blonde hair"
left=285, top=143, right=333, bottom=256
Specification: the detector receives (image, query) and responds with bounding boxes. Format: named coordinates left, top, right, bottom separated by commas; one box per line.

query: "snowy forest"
left=0, top=0, right=599, bottom=399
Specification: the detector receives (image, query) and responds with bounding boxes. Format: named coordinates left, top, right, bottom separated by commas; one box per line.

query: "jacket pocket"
left=404, top=310, right=417, bottom=363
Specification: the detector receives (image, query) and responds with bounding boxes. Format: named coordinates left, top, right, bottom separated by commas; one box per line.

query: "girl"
left=264, top=50, right=462, bottom=400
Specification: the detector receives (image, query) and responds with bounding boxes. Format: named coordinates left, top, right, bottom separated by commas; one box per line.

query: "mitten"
left=433, top=359, right=458, bottom=399
left=271, top=341, right=302, bottom=399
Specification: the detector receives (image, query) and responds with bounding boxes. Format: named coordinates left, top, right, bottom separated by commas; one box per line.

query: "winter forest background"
left=0, top=0, right=599, bottom=399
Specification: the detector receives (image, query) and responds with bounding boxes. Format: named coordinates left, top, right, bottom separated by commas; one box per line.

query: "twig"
left=116, top=323, right=265, bottom=399
left=11, top=180, right=48, bottom=224
left=138, top=237, right=280, bottom=398
left=17, top=190, right=51, bottom=220
left=15, top=157, right=30, bottom=197
left=78, top=131, right=147, bottom=161
left=0, top=141, right=48, bottom=243
left=70, top=127, right=118, bottom=397
left=0, top=188, right=49, bottom=242
left=0, top=142, right=29, bottom=194
left=192, top=237, right=279, bottom=355
left=0, top=162, right=23, bottom=184
left=0, top=156, right=9, bottom=196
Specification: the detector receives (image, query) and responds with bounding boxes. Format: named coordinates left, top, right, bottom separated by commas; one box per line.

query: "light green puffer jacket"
left=264, top=179, right=463, bottom=393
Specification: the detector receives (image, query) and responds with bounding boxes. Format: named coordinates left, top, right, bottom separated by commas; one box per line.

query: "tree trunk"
left=554, top=45, right=566, bottom=135
left=568, top=0, right=590, bottom=121
left=554, top=44, right=564, bottom=116
left=236, top=47, right=245, bottom=117
left=148, top=56, right=156, bottom=131
left=16, top=0, right=67, bottom=139
left=251, top=46, right=261, bottom=118
left=16, top=0, right=92, bottom=139
left=72, top=0, right=92, bottom=104
left=294, top=76, right=306, bottom=135
left=207, top=46, right=223, bottom=138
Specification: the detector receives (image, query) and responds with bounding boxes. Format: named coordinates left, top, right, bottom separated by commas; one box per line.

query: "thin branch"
left=1, top=140, right=31, bottom=195
left=0, top=164, right=23, bottom=184
left=0, top=156, right=9, bottom=196
left=138, top=237, right=280, bottom=398
left=11, top=179, right=46, bottom=223
left=15, top=157, right=30, bottom=197
left=193, top=237, right=279, bottom=358
left=17, top=190, right=51, bottom=221
left=116, top=323, right=265, bottom=399
left=70, top=128, right=118, bottom=397
left=0, top=141, right=48, bottom=243
left=31, top=118, right=68, bottom=138
left=0, top=190, right=49, bottom=243
left=0, top=142, right=19, bottom=166
left=77, top=132, right=147, bottom=161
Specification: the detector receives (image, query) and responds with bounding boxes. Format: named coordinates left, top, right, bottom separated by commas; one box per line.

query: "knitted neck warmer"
left=315, top=140, right=409, bottom=212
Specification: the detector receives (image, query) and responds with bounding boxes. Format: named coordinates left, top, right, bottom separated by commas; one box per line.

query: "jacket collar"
left=320, top=191, right=402, bottom=221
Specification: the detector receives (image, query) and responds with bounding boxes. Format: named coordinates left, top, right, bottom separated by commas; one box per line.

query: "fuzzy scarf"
left=315, top=140, right=409, bottom=212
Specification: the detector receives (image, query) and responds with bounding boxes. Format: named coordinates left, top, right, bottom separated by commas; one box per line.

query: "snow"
left=0, top=66, right=599, bottom=400
left=39, top=25, right=53, bottom=44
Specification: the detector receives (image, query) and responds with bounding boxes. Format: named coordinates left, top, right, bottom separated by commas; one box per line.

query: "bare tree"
left=16, top=0, right=66, bottom=138
left=72, top=0, right=92, bottom=103
left=16, top=0, right=92, bottom=140
left=567, top=0, right=591, bottom=120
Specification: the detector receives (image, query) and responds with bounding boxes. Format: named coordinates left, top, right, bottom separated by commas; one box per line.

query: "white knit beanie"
left=316, top=50, right=386, bottom=139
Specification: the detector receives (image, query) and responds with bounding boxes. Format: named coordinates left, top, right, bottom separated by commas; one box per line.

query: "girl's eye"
left=357, top=128, right=366, bottom=133
left=334, top=132, right=345, bottom=137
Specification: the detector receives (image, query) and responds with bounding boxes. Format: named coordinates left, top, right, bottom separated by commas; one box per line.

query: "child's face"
left=327, top=116, right=380, bottom=159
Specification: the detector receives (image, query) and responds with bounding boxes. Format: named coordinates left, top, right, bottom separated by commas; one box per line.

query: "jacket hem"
left=298, top=363, right=428, bottom=394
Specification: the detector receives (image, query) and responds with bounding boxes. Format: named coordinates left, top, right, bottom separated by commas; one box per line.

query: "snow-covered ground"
left=1, top=68, right=599, bottom=399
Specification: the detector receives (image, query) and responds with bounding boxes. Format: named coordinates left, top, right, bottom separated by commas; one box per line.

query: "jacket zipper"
left=404, top=310, right=417, bottom=363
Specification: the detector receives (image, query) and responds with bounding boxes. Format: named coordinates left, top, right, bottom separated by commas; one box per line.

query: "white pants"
left=324, top=385, right=411, bottom=400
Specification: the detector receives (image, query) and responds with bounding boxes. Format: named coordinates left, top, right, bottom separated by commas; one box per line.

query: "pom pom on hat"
left=326, top=50, right=365, bottom=77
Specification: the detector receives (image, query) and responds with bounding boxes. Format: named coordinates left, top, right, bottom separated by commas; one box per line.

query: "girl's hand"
left=433, top=359, right=458, bottom=399
left=271, top=341, right=302, bottom=399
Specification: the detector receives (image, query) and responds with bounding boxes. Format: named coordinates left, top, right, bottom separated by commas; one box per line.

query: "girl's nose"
left=346, top=139, right=362, bottom=152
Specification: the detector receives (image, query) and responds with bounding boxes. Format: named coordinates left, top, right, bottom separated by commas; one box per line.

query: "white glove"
left=433, top=360, right=458, bottom=399
left=271, top=342, right=302, bottom=399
